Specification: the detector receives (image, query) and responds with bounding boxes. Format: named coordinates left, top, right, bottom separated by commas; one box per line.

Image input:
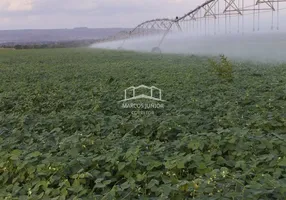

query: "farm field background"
left=0, top=48, right=286, bottom=199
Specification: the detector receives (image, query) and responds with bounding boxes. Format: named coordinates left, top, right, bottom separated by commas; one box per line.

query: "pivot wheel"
left=151, top=47, right=161, bottom=53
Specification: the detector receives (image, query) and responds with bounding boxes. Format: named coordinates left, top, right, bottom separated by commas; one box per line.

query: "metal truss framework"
left=130, top=18, right=177, bottom=37
left=107, top=0, right=286, bottom=50
left=176, top=0, right=286, bottom=35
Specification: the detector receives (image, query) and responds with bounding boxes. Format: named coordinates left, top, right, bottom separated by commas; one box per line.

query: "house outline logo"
left=119, top=85, right=166, bottom=102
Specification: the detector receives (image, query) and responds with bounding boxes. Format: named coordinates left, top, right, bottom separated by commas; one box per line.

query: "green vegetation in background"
left=0, top=48, right=286, bottom=199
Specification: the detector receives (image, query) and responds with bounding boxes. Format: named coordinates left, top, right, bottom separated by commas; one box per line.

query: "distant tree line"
left=0, top=39, right=107, bottom=49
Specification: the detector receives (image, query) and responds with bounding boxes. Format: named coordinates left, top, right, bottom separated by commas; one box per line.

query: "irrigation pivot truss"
left=117, top=18, right=182, bottom=52
left=101, top=0, right=286, bottom=53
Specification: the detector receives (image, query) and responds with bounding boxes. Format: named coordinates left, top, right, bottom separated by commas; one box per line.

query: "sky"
left=0, top=0, right=202, bottom=30
left=0, top=0, right=286, bottom=30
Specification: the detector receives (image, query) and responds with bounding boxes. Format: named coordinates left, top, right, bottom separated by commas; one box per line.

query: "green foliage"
left=0, top=48, right=286, bottom=199
left=209, top=54, right=234, bottom=82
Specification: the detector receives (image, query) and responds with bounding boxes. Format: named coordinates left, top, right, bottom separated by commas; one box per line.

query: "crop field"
left=0, top=48, right=286, bottom=199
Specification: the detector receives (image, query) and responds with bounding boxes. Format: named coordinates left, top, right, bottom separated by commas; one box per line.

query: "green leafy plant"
left=0, top=48, right=286, bottom=199
left=209, top=54, right=234, bottom=82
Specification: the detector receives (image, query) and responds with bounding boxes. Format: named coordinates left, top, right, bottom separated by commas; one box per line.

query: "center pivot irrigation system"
left=101, top=0, right=286, bottom=53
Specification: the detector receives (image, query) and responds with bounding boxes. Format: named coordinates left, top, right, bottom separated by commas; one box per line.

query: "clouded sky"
left=0, top=0, right=202, bottom=30
left=1, top=0, right=286, bottom=30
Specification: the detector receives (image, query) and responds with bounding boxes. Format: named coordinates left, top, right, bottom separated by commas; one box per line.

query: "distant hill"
left=0, top=28, right=130, bottom=44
